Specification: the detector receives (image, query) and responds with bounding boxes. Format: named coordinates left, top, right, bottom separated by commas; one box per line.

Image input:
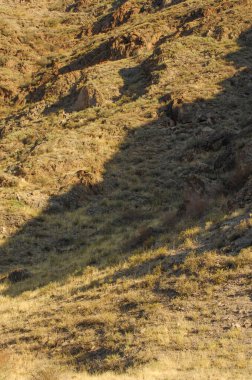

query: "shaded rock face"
left=72, top=84, right=104, bottom=111
left=112, top=1, right=140, bottom=26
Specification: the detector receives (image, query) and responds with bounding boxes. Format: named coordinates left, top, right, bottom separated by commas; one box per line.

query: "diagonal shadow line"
left=0, top=27, right=252, bottom=297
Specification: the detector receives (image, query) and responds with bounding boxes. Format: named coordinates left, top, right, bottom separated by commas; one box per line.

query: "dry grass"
left=0, top=351, right=251, bottom=380
left=0, top=0, right=252, bottom=378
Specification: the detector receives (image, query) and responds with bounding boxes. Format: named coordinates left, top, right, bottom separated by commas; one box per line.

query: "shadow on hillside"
left=118, top=65, right=150, bottom=99
left=0, top=28, right=252, bottom=298
left=25, top=40, right=111, bottom=105
left=43, top=62, right=149, bottom=114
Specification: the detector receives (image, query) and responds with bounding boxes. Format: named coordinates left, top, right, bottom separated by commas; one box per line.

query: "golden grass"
left=0, top=349, right=251, bottom=380
left=0, top=0, right=252, bottom=378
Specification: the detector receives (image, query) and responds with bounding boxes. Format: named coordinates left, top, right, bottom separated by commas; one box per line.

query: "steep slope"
left=0, top=1, right=251, bottom=379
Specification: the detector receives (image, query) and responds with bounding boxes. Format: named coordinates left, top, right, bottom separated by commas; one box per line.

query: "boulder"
left=72, top=83, right=104, bottom=111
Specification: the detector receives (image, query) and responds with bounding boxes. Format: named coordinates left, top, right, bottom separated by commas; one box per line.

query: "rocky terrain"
left=0, top=0, right=251, bottom=379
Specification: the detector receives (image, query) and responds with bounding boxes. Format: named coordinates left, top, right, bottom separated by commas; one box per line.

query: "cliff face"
left=0, top=1, right=251, bottom=379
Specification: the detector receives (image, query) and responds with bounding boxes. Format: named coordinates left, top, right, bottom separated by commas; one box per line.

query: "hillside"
left=0, top=0, right=251, bottom=379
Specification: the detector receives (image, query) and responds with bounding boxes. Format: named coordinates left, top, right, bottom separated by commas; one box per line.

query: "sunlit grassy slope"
left=0, top=0, right=251, bottom=379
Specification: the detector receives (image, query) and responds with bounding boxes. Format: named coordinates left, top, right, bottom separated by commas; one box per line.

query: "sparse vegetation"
left=0, top=0, right=251, bottom=379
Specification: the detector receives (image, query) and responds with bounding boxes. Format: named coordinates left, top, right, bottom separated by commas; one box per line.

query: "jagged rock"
left=110, top=31, right=159, bottom=59
left=110, top=32, right=146, bottom=59
left=93, top=1, right=140, bottom=34
left=72, top=84, right=104, bottom=111
left=112, top=1, right=140, bottom=27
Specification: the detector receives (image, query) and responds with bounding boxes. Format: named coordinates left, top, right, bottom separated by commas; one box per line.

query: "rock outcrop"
left=72, top=83, right=104, bottom=111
